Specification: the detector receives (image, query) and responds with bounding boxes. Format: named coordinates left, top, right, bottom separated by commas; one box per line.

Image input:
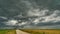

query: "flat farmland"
left=21, top=29, right=60, bottom=34
left=0, top=29, right=16, bottom=34
left=0, top=29, right=60, bottom=34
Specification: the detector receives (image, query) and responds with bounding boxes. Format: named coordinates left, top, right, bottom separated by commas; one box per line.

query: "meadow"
left=0, top=29, right=16, bottom=34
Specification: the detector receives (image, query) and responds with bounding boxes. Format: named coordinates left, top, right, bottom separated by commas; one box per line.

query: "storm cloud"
left=0, top=0, right=60, bottom=29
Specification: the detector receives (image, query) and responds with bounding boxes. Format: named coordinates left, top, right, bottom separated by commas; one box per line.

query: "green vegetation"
left=0, top=29, right=16, bottom=34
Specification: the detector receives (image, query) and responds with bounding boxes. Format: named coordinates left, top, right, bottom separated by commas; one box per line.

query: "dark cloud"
left=0, top=0, right=60, bottom=29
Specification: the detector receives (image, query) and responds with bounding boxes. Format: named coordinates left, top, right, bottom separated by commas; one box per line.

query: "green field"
left=0, top=29, right=16, bottom=34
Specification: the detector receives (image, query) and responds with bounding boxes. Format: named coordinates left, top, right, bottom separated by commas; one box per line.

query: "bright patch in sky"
left=5, top=20, right=18, bottom=26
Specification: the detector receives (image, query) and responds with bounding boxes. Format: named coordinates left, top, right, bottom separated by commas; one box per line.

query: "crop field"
left=0, top=29, right=60, bottom=34
left=21, top=29, right=60, bottom=34
left=0, top=29, right=16, bottom=34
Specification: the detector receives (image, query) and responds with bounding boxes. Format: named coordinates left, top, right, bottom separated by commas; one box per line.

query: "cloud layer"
left=0, top=0, right=60, bottom=29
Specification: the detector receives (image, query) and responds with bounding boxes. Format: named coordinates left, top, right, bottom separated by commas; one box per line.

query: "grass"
left=0, top=29, right=16, bottom=34
left=21, top=29, right=60, bottom=34
left=0, top=29, right=60, bottom=34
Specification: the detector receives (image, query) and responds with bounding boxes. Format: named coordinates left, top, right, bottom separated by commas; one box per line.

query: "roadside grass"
left=0, top=29, right=16, bottom=34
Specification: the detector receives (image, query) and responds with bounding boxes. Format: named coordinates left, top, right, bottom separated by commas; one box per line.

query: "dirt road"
left=16, top=29, right=30, bottom=34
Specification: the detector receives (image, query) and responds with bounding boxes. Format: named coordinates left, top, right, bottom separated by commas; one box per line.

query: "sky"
left=0, top=0, right=60, bottom=29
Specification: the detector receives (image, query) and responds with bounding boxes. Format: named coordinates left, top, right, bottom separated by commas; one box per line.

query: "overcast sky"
left=0, top=0, right=60, bottom=29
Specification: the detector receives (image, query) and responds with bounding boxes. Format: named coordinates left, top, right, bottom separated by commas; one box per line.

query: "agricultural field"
left=21, top=29, right=60, bottom=34
left=0, top=29, right=60, bottom=34
left=0, top=29, right=16, bottom=34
